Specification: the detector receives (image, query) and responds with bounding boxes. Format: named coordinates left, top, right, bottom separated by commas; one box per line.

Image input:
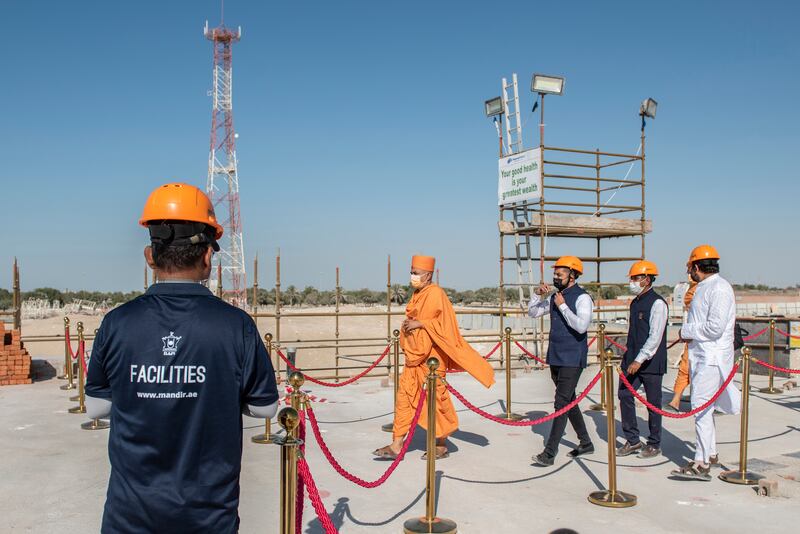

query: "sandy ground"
left=18, top=307, right=543, bottom=382
left=0, top=353, right=798, bottom=533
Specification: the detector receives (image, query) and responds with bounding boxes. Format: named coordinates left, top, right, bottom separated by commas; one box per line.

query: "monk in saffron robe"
left=373, top=255, right=495, bottom=459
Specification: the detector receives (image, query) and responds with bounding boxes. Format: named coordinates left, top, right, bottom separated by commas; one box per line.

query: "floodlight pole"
left=640, top=115, right=646, bottom=259
left=498, top=115, right=504, bottom=158
left=538, top=92, right=546, bottom=282
left=539, top=93, right=545, bottom=148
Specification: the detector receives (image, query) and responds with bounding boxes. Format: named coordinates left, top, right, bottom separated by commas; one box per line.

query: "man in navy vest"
left=85, top=183, right=280, bottom=533
left=617, top=260, right=668, bottom=459
left=528, top=256, right=594, bottom=466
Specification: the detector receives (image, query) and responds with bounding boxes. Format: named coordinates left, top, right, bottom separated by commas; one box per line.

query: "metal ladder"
left=502, top=73, right=541, bottom=363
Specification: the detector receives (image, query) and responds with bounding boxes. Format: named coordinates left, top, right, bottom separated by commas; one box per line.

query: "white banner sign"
left=498, top=148, right=542, bottom=205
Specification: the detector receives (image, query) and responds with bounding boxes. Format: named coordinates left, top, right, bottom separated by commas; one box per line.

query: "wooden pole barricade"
left=59, top=317, right=73, bottom=385
left=588, top=323, right=607, bottom=412
left=68, top=323, right=87, bottom=414
left=252, top=333, right=276, bottom=444
left=759, top=320, right=780, bottom=394
left=12, top=258, right=21, bottom=332
left=381, top=329, right=401, bottom=433
left=403, top=358, right=457, bottom=534
left=496, top=327, right=521, bottom=420
left=588, top=348, right=636, bottom=508
left=720, top=347, right=764, bottom=485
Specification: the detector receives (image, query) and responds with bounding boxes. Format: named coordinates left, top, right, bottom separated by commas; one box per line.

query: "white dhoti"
left=689, top=358, right=741, bottom=463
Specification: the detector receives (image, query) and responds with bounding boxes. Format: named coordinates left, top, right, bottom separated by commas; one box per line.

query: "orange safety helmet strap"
left=147, top=221, right=220, bottom=252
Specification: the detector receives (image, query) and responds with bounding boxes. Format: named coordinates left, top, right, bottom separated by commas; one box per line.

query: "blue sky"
left=1, top=0, right=798, bottom=292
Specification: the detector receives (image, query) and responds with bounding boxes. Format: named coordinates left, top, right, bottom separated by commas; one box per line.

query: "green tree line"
left=1, top=282, right=795, bottom=311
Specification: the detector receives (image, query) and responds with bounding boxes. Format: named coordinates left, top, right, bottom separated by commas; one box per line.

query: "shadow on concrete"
left=305, top=483, right=428, bottom=531
left=314, top=410, right=394, bottom=424
left=450, top=428, right=489, bottom=447
left=525, top=410, right=552, bottom=449
left=583, top=400, right=695, bottom=467
left=442, top=459, right=572, bottom=484
left=31, top=359, right=57, bottom=382
left=717, top=425, right=800, bottom=445
left=572, top=457, right=604, bottom=490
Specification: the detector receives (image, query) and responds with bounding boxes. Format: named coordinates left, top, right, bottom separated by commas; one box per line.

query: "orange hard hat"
left=628, top=260, right=659, bottom=277
left=553, top=256, right=583, bottom=275
left=139, top=183, right=223, bottom=239
left=687, top=244, right=720, bottom=266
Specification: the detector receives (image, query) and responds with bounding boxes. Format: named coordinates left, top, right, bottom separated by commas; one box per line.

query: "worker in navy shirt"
left=528, top=256, right=595, bottom=467
left=85, top=183, right=279, bottom=534
left=617, top=260, right=668, bottom=459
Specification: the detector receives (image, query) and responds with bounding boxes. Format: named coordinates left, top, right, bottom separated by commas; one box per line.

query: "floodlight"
left=640, top=98, right=657, bottom=119
left=485, top=96, right=504, bottom=118
left=531, top=74, right=565, bottom=96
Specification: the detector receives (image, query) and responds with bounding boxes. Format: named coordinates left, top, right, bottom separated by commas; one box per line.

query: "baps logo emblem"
left=162, top=332, right=182, bottom=357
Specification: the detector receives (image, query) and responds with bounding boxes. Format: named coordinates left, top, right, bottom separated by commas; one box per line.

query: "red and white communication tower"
left=204, top=19, right=247, bottom=308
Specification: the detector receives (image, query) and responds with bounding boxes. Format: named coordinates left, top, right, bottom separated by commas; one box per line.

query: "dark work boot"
left=567, top=442, right=595, bottom=458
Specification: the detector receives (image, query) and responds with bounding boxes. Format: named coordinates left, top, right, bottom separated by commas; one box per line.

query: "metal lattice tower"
left=204, top=20, right=247, bottom=308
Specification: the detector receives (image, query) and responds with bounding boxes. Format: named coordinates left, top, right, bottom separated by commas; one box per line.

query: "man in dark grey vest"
left=528, top=256, right=595, bottom=466
left=617, top=260, right=668, bottom=459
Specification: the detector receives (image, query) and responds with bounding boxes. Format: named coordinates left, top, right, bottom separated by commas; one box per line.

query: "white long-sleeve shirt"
left=680, top=274, right=736, bottom=367
left=632, top=297, right=668, bottom=364
left=528, top=290, right=593, bottom=334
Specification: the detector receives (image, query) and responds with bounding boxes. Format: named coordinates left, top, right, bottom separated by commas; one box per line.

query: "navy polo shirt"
left=86, top=282, right=279, bottom=534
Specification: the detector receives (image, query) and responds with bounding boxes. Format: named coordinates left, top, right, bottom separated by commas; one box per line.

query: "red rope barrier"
left=305, top=389, right=426, bottom=488
left=587, top=337, right=597, bottom=347
left=618, top=362, right=740, bottom=418
left=481, top=341, right=502, bottom=360
left=750, top=357, right=800, bottom=375
left=606, top=337, right=627, bottom=351
left=513, top=341, right=547, bottom=366
left=66, top=328, right=77, bottom=360
left=776, top=328, right=800, bottom=340
left=277, top=345, right=390, bottom=387
left=742, top=326, right=769, bottom=341
left=445, top=370, right=603, bottom=427
left=297, top=458, right=339, bottom=534
left=667, top=338, right=682, bottom=350
left=295, top=410, right=306, bottom=534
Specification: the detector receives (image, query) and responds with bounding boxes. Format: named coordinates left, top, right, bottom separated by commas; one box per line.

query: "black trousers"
left=544, top=365, right=591, bottom=456
left=618, top=372, right=663, bottom=447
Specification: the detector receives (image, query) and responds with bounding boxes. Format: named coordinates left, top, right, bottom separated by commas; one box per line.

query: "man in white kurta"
left=673, top=245, right=740, bottom=480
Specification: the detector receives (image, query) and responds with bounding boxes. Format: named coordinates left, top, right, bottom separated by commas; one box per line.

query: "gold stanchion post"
left=58, top=317, right=73, bottom=385
left=382, top=329, right=401, bottom=433
left=274, top=407, right=301, bottom=534
left=403, top=358, right=457, bottom=534
left=720, top=347, right=764, bottom=484
left=252, top=333, right=276, bottom=444
left=588, top=323, right=607, bottom=412
left=496, top=327, right=521, bottom=420
left=588, top=349, right=636, bottom=508
left=68, top=323, right=87, bottom=414
left=759, top=320, right=780, bottom=394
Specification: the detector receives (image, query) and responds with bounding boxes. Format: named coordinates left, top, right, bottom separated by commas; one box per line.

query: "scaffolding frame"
left=498, top=119, right=650, bottom=361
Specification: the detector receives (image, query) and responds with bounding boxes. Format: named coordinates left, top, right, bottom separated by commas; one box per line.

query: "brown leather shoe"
left=638, top=445, right=661, bottom=458
left=616, top=441, right=643, bottom=457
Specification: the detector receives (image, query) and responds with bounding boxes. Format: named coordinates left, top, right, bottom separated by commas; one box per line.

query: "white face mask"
left=410, top=274, right=424, bottom=288
left=629, top=281, right=644, bottom=295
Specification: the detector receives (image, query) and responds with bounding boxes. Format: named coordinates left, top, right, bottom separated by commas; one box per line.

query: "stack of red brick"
left=0, top=322, right=32, bottom=385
